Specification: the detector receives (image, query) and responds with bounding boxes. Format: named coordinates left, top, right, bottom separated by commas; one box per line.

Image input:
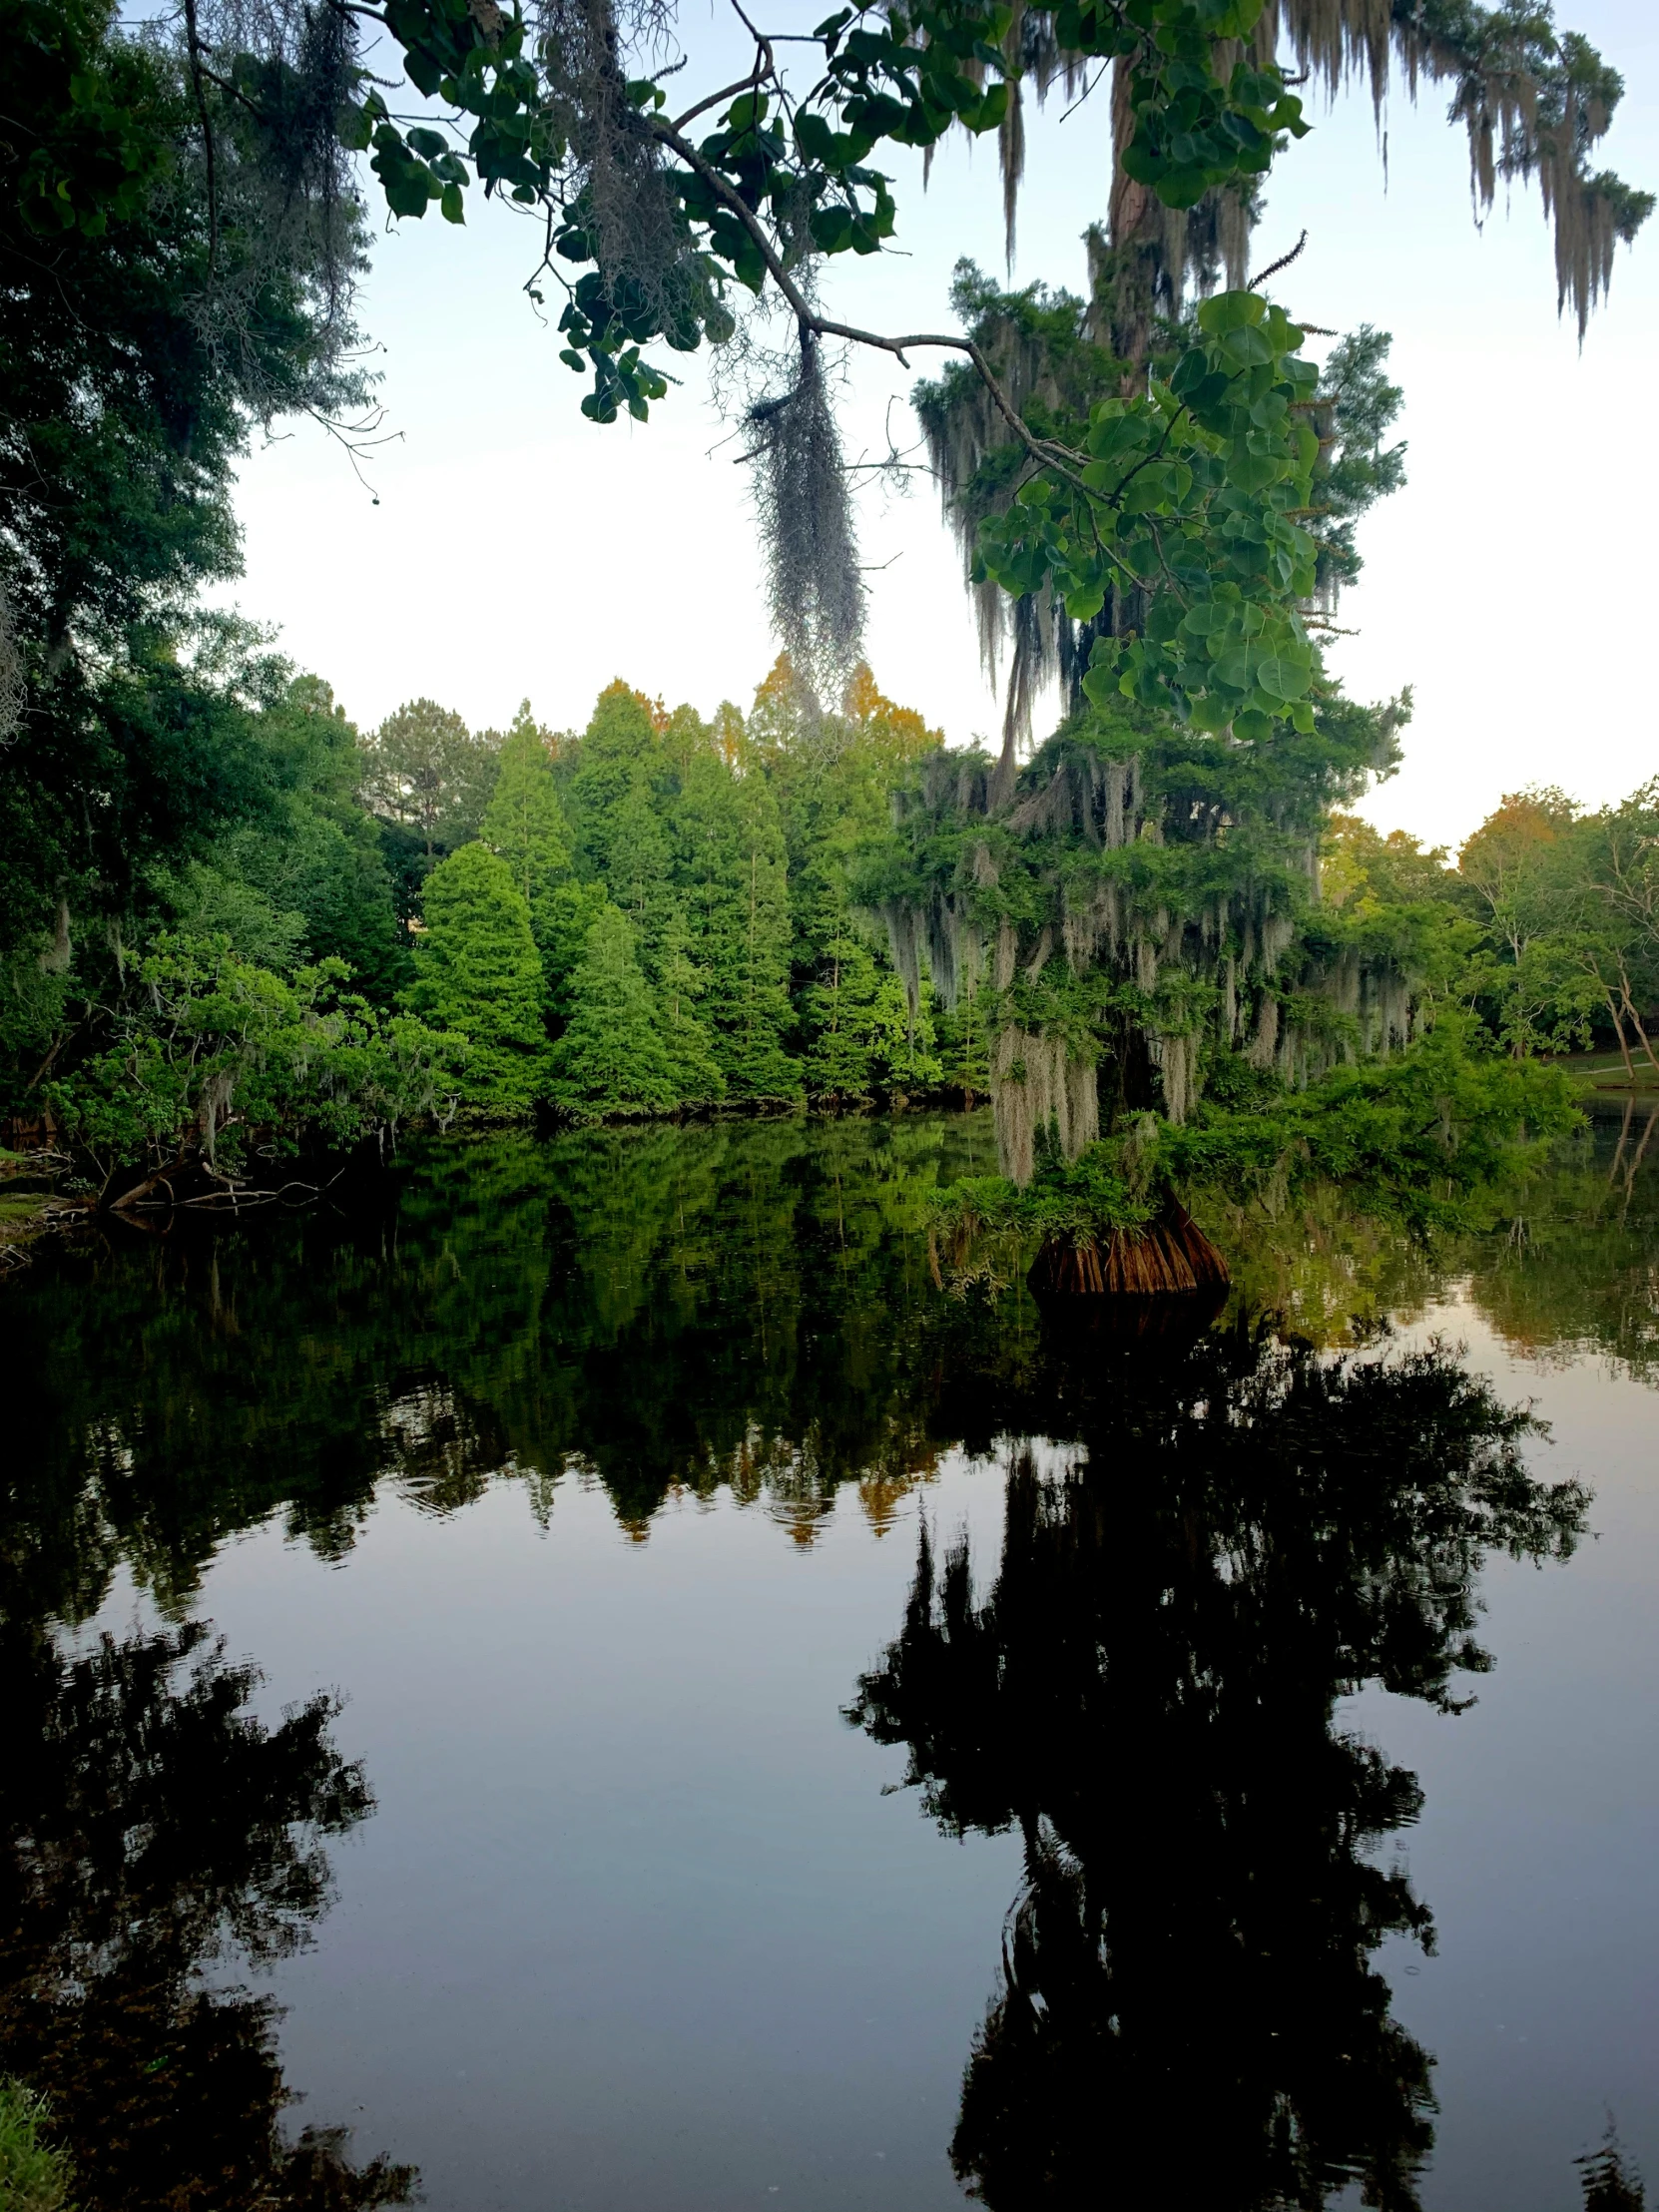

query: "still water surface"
left=5, top=1108, right=1659, bottom=2211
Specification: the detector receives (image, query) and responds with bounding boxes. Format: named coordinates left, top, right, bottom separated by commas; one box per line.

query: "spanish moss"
left=745, top=331, right=865, bottom=714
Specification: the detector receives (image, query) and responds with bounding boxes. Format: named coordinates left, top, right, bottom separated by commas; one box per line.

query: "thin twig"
left=1248, top=230, right=1308, bottom=288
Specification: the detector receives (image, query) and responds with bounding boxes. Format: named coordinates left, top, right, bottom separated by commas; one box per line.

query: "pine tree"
left=674, top=753, right=800, bottom=1101
left=403, top=842, right=548, bottom=1116
left=549, top=904, right=681, bottom=1119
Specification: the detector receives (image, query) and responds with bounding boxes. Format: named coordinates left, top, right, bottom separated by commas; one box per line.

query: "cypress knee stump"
left=1028, top=1200, right=1230, bottom=1298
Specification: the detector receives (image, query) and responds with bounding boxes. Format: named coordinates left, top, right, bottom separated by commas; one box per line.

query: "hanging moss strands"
left=865, top=693, right=1413, bottom=1185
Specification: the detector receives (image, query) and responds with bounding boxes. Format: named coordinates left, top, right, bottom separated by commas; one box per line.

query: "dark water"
left=4, top=1106, right=1659, bottom=2212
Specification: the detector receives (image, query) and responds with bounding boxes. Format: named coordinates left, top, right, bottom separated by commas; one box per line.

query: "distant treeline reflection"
left=4, top=1107, right=1657, bottom=1630
left=3, top=1109, right=1651, bottom=2208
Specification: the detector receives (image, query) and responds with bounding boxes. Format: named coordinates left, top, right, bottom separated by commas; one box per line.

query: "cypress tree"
left=569, top=684, right=662, bottom=881
left=549, top=904, right=680, bottom=1118
left=403, top=842, right=548, bottom=1116
left=802, top=924, right=942, bottom=1100
left=674, top=754, right=800, bottom=1101
left=538, top=878, right=612, bottom=1027
left=480, top=708, right=573, bottom=910
left=606, top=777, right=675, bottom=963
left=479, top=708, right=578, bottom=1010
left=657, top=904, right=727, bottom=1106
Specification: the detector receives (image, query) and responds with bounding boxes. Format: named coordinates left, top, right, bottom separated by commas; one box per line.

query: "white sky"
left=218, top=0, right=1659, bottom=853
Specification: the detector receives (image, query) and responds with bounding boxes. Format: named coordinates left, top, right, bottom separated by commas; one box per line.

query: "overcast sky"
left=217, top=0, right=1658, bottom=853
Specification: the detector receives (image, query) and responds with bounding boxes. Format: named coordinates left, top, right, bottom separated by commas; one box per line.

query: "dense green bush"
left=44, top=937, right=462, bottom=1196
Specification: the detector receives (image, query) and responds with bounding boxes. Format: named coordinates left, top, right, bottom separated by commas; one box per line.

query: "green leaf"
left=1220, top=323, right=1274, bottom=368
left=1198, top=290, right=1267, bottom=335
left=795, top=111, right=836, bottom=165
left=1255, top=654, right=1309, bottom=702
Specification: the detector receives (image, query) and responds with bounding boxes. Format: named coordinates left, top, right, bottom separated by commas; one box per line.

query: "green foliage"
left=402, top=843, right=547, bottom=1117
left=1164, top=1015, right=1581, bottom=1230
left=0, top=2079, right=72, bottom=2212
left=933, top=1017, right=1582, bottom=1256
left=0, top=0, right=367, bottom=951
left=307, top=0, right=1642, bottom=736
left=549, top=904, right=683, bottom=1119
left=674, top=753, right=801, bottom=1102
left=480, top=708, right=573, bottom=905
left=337, top=0, right=1312, bottom=420
left=1323, top=781, right=1659, bottom=1078
left=655, top=906, right=728, bottom=1108
left=984, top=290, right=1325, bottom=739
left=154, top=673, right=409, bottom=1002
left=359, top=699, right=500, bottom=860
left=802, top=937, right=943, bottom=1101
left=43, top=937, right=463, bottom=1190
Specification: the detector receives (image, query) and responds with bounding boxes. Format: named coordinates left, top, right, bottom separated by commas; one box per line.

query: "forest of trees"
left=7, top=612, right=1659, bottom=1206
left=2, top=0, right=1651, bottom=1215
left=12, top=606, right=1659, bottom=1192
left=0, top=646, right=984, bottom=1185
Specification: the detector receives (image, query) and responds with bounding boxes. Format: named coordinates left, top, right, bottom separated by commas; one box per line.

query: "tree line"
left=1327, top=788, right=1659, bottom=1073
left=372, top=658, right=974, bottom=1121
left=1, top=643, right=987, bottom=1188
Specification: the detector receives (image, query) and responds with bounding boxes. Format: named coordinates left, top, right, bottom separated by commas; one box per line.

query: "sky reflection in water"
left=3, top=1105, right=1658, bottom=2212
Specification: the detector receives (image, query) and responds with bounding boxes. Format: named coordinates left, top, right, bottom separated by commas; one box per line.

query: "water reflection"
left=2, top=1108, right=1653, bottom=2207
left=3, top=1119, right=1003, bottom=1621
left=5, top=1111, right=1654, bottom=1619
left=851, top=1314, right=1589, bottom=2210
left=0, top=1622, right=414, bottom=2208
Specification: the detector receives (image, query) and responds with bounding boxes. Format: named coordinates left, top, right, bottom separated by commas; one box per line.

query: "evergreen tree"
left=935, top=983, right=993, bottom=1103
left=479, top=707, right=578, bottom=1019
left=480, top=707, right=573, bottom=908
left=549, top=905, right=680, bottom=1119
left=803, top=924, right=942, bottom=1101
left=674, top=755, right=800, bottom=1101
left=656, top=905, right=727, bottom=1106
left=538, top=879, right=612, bottom=1028
left=403, top=843, right=547, bottom=1117
left=568, top=684, right=663, bottom=882
left=605, top=778, right=675, bottom=964
left=361, top=701, right=499, bottom=858
left=759, top=655, right=942, bottom=1096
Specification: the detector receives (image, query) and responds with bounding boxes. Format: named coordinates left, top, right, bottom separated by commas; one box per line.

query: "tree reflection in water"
left=0, top=1622, right=415, bottom=2211
left=850, top=1312, right=1590, bottom=2211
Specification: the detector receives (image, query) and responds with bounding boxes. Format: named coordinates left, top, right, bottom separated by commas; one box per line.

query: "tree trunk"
left=1618, top=968, right=1659, bottom=1072
left=1028, top=1197, right=1229, bottom=1298
left=1606, top=991, right=1636, bottom=1081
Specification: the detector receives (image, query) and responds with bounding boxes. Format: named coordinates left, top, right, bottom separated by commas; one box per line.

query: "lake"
left=4, top=1104, right=1658, bottom=2212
